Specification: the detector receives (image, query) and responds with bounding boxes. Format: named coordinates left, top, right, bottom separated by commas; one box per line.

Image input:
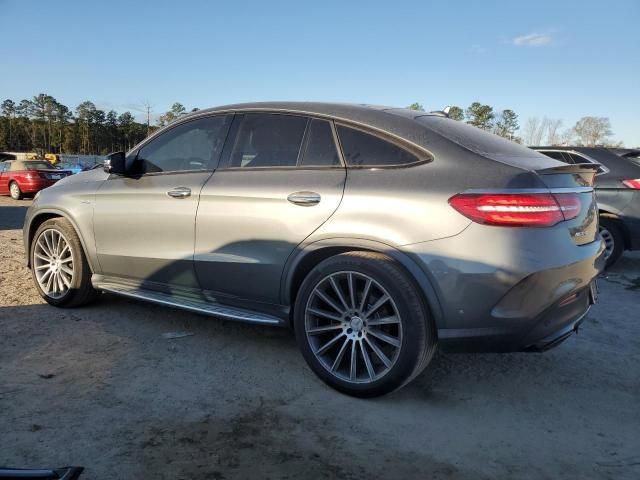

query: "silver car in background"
left=23, top=102, right=604, bottom=397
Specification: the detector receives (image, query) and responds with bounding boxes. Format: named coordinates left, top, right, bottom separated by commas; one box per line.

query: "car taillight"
left=448, top=192, right=582, bottom=227
left=622, top=179, right=640, bottom=189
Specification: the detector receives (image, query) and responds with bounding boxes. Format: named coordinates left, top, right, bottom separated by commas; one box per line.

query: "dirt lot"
left=1, top=195, right=639, bottom=479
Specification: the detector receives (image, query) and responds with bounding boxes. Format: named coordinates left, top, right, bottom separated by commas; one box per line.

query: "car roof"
left=180, top=102, right=558, bottom=172
left=5, top=159, right=54, bottom=171
left=198, top=102, right=443, bottom=146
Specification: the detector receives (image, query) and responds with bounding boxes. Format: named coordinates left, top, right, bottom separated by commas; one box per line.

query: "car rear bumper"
left=402, top=222, right=606, bottom=353
left=18, top=178, right=58, bottom=193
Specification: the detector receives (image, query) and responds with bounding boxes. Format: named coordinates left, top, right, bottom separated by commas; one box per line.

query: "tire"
left=294, top=251, right=437, bottom=398
left=9, top=181, right=23, bottom=200
left=30, top=218, right=98, bottom=307
left=599, top=217, right=624, bottom=268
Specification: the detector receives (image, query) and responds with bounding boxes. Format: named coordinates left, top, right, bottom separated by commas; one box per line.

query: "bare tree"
left=546, top=119, right=563, bottom=145
left=522, top=117, right=543, bottom=145
left=573, top=116, right=612, bottom=146
left=560, top=128, right=575, bottom=145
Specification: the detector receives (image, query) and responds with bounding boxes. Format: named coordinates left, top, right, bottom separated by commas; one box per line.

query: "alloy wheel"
left=33, top=229, right=74, bottom=299
left=304, top=271, right=403, bottom=384
left=10, top=182, right=20, bottom=199
left=599, top=226, right=614, bottom=260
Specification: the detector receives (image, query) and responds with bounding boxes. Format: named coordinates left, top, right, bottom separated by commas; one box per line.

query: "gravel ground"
left=1, top=195, right=639, bottom=479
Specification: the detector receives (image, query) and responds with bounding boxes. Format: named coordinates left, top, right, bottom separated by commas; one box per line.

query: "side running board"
left=93, top=280, right=283, bottom=326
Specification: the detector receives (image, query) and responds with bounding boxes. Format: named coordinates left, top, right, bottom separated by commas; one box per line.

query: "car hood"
left=53, top=166, right=110, bottom=187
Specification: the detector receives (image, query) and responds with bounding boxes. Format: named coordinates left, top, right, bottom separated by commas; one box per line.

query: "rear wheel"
left=9, top=181, right=22, bottom=200
left=294, top=251, right=437, bottom=397
left=30, top=218, right=98, bottom=307
left=599, top=217, right=624, bottom=268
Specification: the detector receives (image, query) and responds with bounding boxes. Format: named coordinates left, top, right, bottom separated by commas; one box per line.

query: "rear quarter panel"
left=311, top=137, right=548, bottom=247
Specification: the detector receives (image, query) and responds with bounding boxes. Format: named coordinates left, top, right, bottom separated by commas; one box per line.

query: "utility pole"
left=141, top=100, right=153, bottom=137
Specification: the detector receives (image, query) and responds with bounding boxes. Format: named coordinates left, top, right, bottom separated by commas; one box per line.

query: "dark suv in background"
left=611, top=148, right=640, bottom=166
left=532, top=146, right=640, bottom=267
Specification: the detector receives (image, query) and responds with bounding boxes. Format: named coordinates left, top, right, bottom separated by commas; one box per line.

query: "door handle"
left=167, top=187, right=191, bottom=198
left=287, top=191, right=321, bottom=206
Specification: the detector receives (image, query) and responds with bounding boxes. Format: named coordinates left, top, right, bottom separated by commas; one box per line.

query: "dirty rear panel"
left=535, top=165, right=599, bottom=246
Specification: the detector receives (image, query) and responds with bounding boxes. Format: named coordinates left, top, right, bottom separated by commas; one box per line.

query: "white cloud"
left=512, top=33, right=552, bottom=47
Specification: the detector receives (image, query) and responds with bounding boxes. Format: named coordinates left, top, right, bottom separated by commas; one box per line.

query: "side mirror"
left=104, top=151, right=126, bottom=174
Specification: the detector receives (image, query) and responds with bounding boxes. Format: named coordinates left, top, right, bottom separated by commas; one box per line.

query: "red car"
left=0, top=160, right=72, bottom=200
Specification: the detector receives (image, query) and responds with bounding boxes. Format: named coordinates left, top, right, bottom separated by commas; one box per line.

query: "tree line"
left=407, top=102, right=621, bottom=147
left=0, top=93, right=622, bottom=156
left=0, top=94, right=153, bottom=155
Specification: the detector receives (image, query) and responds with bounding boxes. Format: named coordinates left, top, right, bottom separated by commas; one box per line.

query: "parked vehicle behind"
left=23, top=103, right=604, bottom=397
left=56, top=160, right=84, bottom=175
left=0, top=160, right=72, bottom=200
left=611, top=148, right=640, bottom=167
left=532, top=146, right=640, bottom=267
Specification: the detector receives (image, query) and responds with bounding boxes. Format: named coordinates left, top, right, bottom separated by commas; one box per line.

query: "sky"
left=1, top=0, right=638, bottom=146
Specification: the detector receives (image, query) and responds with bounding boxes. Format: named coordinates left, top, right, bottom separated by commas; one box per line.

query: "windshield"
left=23, top=161, right=56, bottom=170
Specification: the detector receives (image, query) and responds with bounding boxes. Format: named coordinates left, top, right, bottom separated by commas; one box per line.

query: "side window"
left=569, top=153, right=607, bottom=174
left=134, top=115, right=231, bottom=174
left=568, top=153, right=586, bottom=164
left=228, top=114, right=307, bottom=168
left=0, top=163, right=6, bottom=173
left=336, top=125, right=420, bottom=167
left=300, top=119, right=341, bottom=167
left=540, top=151, right=571, bottom=163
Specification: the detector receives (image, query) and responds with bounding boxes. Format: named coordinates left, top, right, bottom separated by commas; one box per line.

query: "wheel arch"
left=599, top=210, right=631, bottom=250
left=26, top=209, right=95, bottom=271
left=281, top=238, right=444, bottom=329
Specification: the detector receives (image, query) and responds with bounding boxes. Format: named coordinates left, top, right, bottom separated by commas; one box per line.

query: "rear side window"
left=228, top=114, right=307, bottom=168
left=134, top=115, right=231, bottom=174
left=299, top=119, right=341, bottom=167
left=568, top=152, right=607, bottom=174
left=336, top=125, right=420, bottom=167
left=568, top=153, right=586, bottom=164
left=540, top=151, right=571, bottom=163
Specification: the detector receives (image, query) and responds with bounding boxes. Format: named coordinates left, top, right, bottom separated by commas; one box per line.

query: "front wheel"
left=294, top=251, right=437, bottom=397
left=30, top=218, right=98, bottom=307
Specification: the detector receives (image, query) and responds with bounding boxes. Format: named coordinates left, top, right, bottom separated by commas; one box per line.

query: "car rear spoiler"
left=535, top=162, right=600, bottom=188
left=535, top=163, right=601, bottom=175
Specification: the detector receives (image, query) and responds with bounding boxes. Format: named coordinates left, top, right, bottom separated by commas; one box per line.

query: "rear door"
left=93, top=114, right=232, bottom=289
left=194, top=113, right=346, bottom=304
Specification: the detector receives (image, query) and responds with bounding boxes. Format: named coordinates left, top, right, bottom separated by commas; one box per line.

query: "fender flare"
left=280, top=237, right=444, bottom=327
left=25, top=208, right=97, bottom=272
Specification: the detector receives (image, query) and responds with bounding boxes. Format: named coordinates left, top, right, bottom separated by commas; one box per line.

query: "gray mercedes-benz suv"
left=23, top=102, right=605, bottom=397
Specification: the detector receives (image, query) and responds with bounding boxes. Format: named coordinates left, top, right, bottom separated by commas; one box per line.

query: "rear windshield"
left=415, top=115, right=562, bottom=171
left=22, top=161, right=57, bottom=170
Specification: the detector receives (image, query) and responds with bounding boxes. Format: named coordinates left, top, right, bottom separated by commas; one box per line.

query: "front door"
left=93, top=114, right=232, bottom=290
left=194, top=114, right=347, bottom=304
